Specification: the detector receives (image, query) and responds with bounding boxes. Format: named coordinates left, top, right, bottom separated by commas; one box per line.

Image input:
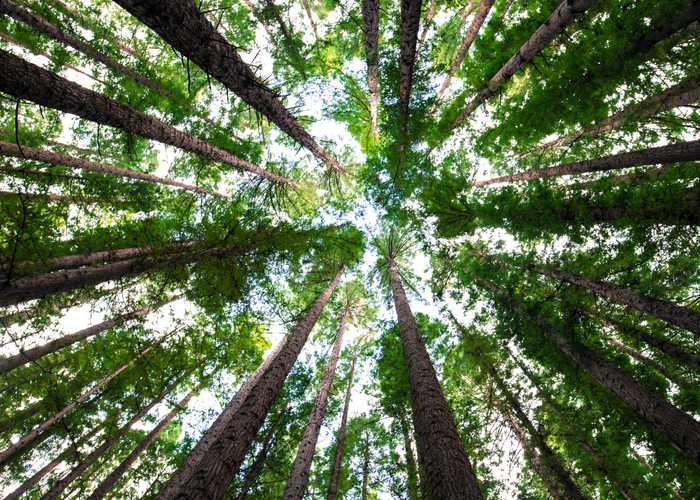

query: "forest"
left=0, top=0, right=699, bottom=498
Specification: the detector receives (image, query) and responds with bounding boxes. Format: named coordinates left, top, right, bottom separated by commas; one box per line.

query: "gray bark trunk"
left=362, top=0, right=380, bottom=139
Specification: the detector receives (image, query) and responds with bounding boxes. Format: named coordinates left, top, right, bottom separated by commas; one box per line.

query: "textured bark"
left=437, top=0, right=495, bottom=99
left=88, top=389, right=196, bottom=499
left=42, top=379, right=180, bottom=499
left=112, top=0, right=343, bottom=172
left=0, top=333, right=169, bottom=466
left=397, top=0, right=422, bottom=165
left=399, top=411, right=420, bottom=500
left=158, top=269, right=342, bottom=500
left=0, top=141, right=218, bottom=196
left=452, top=0, right=596, bottom=128
left=283, top=310, right=349, bottom=500
left=236, top=424, right=277, bottom=500
left=475, top=139, right=700, bottom=186
left=361, top=431, right=370, bottom=500
left=361, top=0, right=380, bottom=139
left=0, top=297, right=174, bottom=374
left=326, top=355, right=356, bottom=500
left=609, top=338, right=692, bottom=392
left=0, top=50, right=290, bottom=185
left=533, top=265, right=700, bottom=339
left=531, top=75, right=700, bottom=153
left=387, top=258, right=483, bottom=499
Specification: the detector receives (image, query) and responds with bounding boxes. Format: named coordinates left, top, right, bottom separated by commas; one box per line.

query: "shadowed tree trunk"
left=112, top=0, right=343, bottom=172
left=436, top=0, right=495, bottom=99
left=0, top=50, right=291, bottom=185
left=361, top=431, right=370, bottom=500
left=475, top=139, right=700, bottom=186
left=399, top=410, right=420, bottom=500
left=283, top=309, right=350, bottom=500
left=361, top=0, right=380, bottom=139
left=387, top=257, right=483, bottom=499
left=156, top=269, right=343, bottom=500
left=397, top=0, right=422, bottom=168
left=327, top=355, right=356, bottom=500
left=236, top=423, right=278, bottom=500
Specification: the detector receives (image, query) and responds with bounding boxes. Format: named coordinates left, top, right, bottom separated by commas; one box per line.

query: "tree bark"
left=87, top=389, right=197, bottom=499
left=283, top=309, right=349, bottom=500
left=326, top=355, right=356, bottom=500
left=387, top=258, right=483, bottom=499
left=235, top=424, right=277, bottom=500
left=397, top=0, right=422, bottom=166
left=475, top=139, right=700, bottom=186
left=112, top=0, right=343, bottom=172
left=361, top=431, right=370, bottom=500
left=399, top=410, right=420, bottom=500
left=300, top=0, right=319, bottom=41
left=436, top=0, right=495, bottom=99
left=157, top=268, right=343, bottom=500
left=361, top=0, right=380, bottom=139
left=0, top=141, right=219, bottom=196
left=452, top=0, right=596, bottom=128
left=0, top=50, right=291, bottom=185
left=417, top=0, right=438, bottom=47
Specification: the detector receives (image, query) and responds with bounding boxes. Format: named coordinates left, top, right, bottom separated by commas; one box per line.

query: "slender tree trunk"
left=417, top=0, right=437, bottom=47
left=475, top=139, right=700, bottom=186
left=87, top=389, right=197, bottom=499
left=326, top=355, right=356, bottom=500
left=0, top=297, right=175, bottom=374
left=112, top=0, right=343, bottom=172
left=157, top=269, right=343, bottom=500
left=361, top=431, right=370, bottom=500
left=0, top=50, right=291, bottom=185
left=283, top=309, right=349, bottom=499
left=42, top=377, right=182, bottom=499
left=300, top=0, right=319, bottom=41
left=397, top=0, right=422, bottom=167
left=236, top=424, right=277, bottom=500
left=399, top=411, right=420, bottom=500
left=361, top=0, right=380, bottom=140
left=0, top=331, right=172, bottom=466
left=532, top=265, right=700, bottom=339
left=0, top=141, right=218, bottom=196
left=437, top=0, right=495, bottom=99
left=452, top=0, right=595, bottom=128
left=387, top=258, right=482, bottom=499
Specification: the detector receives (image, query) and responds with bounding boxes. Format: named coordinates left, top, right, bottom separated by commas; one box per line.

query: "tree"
left=361, top=0, right=380, bottom=139
left=326, top=355, right=356, bottom=500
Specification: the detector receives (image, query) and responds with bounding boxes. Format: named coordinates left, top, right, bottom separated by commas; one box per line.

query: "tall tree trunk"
left=0, top=141, right=218, bottom=196
left=0, top=297, right=176, bottom=374
left=326, top=355, right=356, bottom=500
left=283, top=309, right=350, bottom=500
left=436, top=0, right=495, bottom=99
left=361, top=0, right=380, bottom=140
left=417, top=0, right=438, bottom=47
left=42, top=376, right=182, bottom=499
left=300, top=0, right=319, bottom=41
left=87, top=389, right=197, bottom=499
left=487, top=282, right=700, bottom=465
left=235, top=424, right=277, bottom=500
left=361, top=431, right=370, bottom=500
left=399, top=410, right=420, bottom=500
left=397, top=0, right=422, bottom=168
left=530, top=75, right=700, bottom=154
left=531, top=264, right=700, bottom=339
left=387, top=258, right=483, bottom=499
left=112, top=0, right=343, bottom=172
left=0, top=331, right=172, bottom=466
left=451, top=0, right=596, bottom=128
left=156, top=269, right=343, bottom=500
left=474, top=139, right=700, bottom=186
left=0, top=50, right=291, bottom=186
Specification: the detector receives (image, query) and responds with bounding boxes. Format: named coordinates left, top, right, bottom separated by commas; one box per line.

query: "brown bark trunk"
left=361, top=0, right=380, bottom=139
left=399, top=411, right=420, bottom=500
left=417, top=0, right=438, bottom=47
left=326, top=355, right=356, bottom=500
left=157, top=269, right=343, bottom=500
left=300, top=0, right=319, bottom=41
left=437, top=0, right=495, bottom=99
left=398, top=0, right=422, bottom=166
left=112, top=0, right=343, bottom=172
left=452, top=0, right=596, bottom=128
left=609, top=338, right=692, bottom=392
left=87, top=389, right=196, bottom=499
left=0, top=50, right=291, bottom=185
left=0, top=330, right=171, bottom=466
left=283, top=309, right=349, bottom=500
left=361, top=431, right=370, bottom=500
left=475, top=139, right=700, bottom=186
left=0, top=141, right=219, bottom=196
left=235, top=424, right=277, bottom=500
left=387, top=258, right=483, bottom=499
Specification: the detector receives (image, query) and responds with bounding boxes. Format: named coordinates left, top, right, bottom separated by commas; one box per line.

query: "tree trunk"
left=387, top=258, right=483, bottom=499
left=157, top=268, right=343, bottom=500
left=300, top=0, right=319, bottom=41
left=475, top=139, right=700, bottom=186
left=283, top=309, right=349, bottom=500
left=532, top=265, right=700, bottom=339
left=0, top=297, right=175, bottom=374
left=452, top=0, right=596, bottom=128
left=417, top=0, right=438, bottom=47
left=326, top=355, right=356, bottom=500
left=399, top=410, right=420, bottom=500
left=0, top=50, right=291, bottom=185
left=361, top=431, right=370, bottom=500
left=361, top=0, right=380, bottom=140
left=112, top=0, right=343, bottom=172
left=87, top=389, right=197, bottom=499
left=0, top=331, right=171, bottom=466
left=530, top=75, right=700, bottom=154
left=235, top=424, right=277, bottom=500
left=436, top=0, right=495, bottom=99
left=0, top=141, right=219, bottom=196
left=397, top=0, right=422, bottom=166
